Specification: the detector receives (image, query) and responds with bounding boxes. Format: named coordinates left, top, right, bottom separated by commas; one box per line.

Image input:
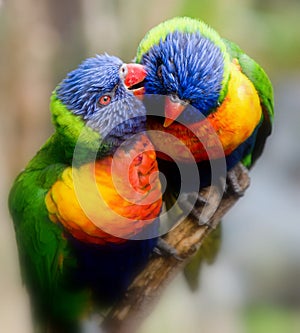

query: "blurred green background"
left=1, top=0, right=300, bottom=332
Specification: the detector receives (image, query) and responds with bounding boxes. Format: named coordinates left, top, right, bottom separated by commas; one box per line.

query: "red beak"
left=163, top=96, right=188, bottom=127
left=123, top=64, right=146, bottom=96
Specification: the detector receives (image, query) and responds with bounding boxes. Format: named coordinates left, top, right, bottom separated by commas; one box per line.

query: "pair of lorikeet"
left=9, top=17, right=274, bottom=332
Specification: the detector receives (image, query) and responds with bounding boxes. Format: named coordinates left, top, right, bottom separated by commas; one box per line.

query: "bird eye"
left=119, top=64, right=128, bottom=79
left=157, top=65, right=163, bottom=79
left=98, top=95, right=111, bottom=106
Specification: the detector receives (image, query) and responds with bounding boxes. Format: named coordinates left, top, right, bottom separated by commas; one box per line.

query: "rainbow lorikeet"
left=135, top=16, right=274, bottom=207
left=8, top=54, right=162, bottom=333
left=135, top=17, right=274, bottom=285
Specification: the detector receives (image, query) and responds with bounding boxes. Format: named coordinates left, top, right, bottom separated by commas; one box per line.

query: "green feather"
left=9, top=167, right=90, bottom=327
left=8, top=92, right=107, bottom=328
left=50, top=92, right=110, bottom=165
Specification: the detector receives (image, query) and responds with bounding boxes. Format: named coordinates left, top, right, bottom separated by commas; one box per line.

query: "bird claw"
left=227, top=163, right=249, bottom=196
left=177, top=191, right=217, bottom=228
left=154, top=238, right=183, bottom=261
left=177, top=192, right=206, bottom=218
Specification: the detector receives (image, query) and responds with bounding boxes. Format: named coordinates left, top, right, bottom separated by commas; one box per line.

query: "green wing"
left=223, top=39, right=274, bottom=167
left=8, top=138, right=88, bottom=326
left=8, top=93, right=108, bottom=329
left=183, top=223, right=222, bottom=291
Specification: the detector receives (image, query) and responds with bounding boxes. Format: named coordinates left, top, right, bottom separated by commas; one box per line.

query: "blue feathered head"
left=136, top=17, right=231, bottom=124
left=56, top=54, right=147, bottom=147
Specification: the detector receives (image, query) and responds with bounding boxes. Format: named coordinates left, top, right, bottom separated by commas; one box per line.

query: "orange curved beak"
left=124, top=64, right=146, bottom=96
left=164, top=96, right=188, bottom=127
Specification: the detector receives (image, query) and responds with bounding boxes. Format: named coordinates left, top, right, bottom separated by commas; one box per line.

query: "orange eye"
left=99, top=95, right=111, bottom=106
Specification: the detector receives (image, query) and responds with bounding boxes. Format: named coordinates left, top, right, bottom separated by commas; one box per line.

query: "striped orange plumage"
left=147, top=61, right=262, bottom=163
left=45, top=133, right=162, bottom=245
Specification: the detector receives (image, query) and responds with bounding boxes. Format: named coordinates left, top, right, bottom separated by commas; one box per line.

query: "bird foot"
left=154, top=238, right=182, bottom=261
left=177, top=188, right=222, bottom=229
left=177, top=192, right=208, bottom=225
left=226, top=163, right=250, bottom=196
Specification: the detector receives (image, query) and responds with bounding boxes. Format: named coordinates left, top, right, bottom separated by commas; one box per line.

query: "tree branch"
left=102, top=164, right=250, bottom=333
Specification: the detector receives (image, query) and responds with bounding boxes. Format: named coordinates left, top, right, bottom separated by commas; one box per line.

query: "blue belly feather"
left=66, top=221, right=158, bottom=305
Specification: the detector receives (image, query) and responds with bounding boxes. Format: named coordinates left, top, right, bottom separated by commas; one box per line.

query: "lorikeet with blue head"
left=135, top=17, right=274, bottom=285
left=9, top=54, right=162, bottom=333
left=135, top=16, right=274, bottom=215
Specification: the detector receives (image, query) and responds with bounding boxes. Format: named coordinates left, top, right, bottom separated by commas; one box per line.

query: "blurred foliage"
left=179, top=0, right=300, bottom=74
left=244, top=306, right=300, bottom=333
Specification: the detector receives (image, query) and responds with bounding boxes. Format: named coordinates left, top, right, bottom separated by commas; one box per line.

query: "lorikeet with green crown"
left=9, top=54, right=162, bottom=333
left=135, top=17, right=274, bottom=283
left=135, top=16, right=274, bottom=208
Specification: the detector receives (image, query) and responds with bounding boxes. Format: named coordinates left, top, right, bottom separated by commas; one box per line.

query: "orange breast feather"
left=147, top=61, right=262, bottom=163
left=45, top=134, right=162, bottom=245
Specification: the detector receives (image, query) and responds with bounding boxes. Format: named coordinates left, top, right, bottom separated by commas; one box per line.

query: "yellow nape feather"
left=207, top=59, right=262, bottom=155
